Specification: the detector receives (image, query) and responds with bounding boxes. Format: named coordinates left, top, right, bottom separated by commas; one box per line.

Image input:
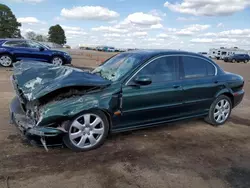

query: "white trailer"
left=209, top=47, right=247, bottom=60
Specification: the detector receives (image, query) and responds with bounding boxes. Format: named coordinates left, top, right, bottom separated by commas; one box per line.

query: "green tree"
left=48, top=24, right=66, bottom=45
left=0, top=4, right=21, bottom=38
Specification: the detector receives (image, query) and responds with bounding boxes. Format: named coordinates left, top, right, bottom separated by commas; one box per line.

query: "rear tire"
left=0, top=54, right=13, bottom=67
left=205, top=95, right=232, bottom=126
left=232, top=59, right=236, bottom=63
left=63, top=110, right=109, bottom=152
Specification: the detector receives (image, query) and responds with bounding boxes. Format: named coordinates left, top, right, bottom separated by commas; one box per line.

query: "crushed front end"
left=9, top=62, right=114, bottom=151
left=10, top=95, right=66, bottom=136
left=10, top=74, right=67, bottom=150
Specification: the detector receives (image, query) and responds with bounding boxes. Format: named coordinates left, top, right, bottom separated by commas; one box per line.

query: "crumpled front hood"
left=12, top=61, right=111, bottom=101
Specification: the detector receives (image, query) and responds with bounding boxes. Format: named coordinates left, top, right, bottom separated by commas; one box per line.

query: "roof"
left=123, top=49, right=206, bottom=60
left=123, top=49, right=223, bottom=73
left=0, top=38, right=26, bottom=44
left=0, top=38, right=25, bottom=41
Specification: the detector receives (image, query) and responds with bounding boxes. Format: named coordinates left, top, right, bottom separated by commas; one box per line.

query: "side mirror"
left=134, top=76, right=152, bottom=85
left=39, top=47, right=45, bottom=51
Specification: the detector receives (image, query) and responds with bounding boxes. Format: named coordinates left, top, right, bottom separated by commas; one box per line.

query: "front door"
left=115, top=56, right=185, bottom=130
left=25, top=40, right=50, bottom=62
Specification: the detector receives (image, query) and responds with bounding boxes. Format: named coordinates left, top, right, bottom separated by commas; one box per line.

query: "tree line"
left=0, top=3, right=67, bottom=45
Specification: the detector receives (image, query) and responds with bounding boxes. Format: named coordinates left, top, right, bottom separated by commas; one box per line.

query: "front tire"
left=63, top=110, right=109, bottom=152
left=205, top=95, right=232, bottom=126
left=244, top=60, right=248, bottom=63
left=51, top=56, right=64, bottom=66
left=0, top=54, right=13, bottom=67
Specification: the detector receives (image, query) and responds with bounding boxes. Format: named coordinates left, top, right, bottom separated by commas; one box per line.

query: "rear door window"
left=3, top=41, right=28, bottom=48
left=181, top=56, right=215, bottom=79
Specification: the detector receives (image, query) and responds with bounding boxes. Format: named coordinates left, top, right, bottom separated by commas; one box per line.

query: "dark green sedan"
left=10, top=50, right=244, bottom=151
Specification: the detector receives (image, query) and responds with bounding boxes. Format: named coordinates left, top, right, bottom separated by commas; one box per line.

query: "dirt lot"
left=0, top=50, right=250, bottom=188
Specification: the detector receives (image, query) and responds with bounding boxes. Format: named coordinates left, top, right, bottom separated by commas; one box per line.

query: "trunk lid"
left=12, top=61, right=111, bottom=101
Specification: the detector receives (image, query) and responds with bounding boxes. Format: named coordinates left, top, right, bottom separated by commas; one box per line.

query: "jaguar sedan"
left=10, top=50, right=244, bottom=151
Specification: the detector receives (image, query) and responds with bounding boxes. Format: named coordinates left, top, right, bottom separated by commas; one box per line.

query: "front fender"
left=37, top=92, right=120, bottom=127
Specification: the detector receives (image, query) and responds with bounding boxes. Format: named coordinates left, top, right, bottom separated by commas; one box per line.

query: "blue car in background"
left=0, top=39, right=72, bottom=67
left=224, top=54, right=250, bottom=63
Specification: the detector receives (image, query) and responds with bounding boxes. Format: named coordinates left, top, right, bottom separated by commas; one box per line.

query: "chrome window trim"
left=2, top=41, right=9, bottom=47
left=2, top=41, right=10, bottom=47
left=2, top=40, right=48, bottom=50
left=125, top=54, right=218, bottom=86
left=2, top=40, right=28, bottom=48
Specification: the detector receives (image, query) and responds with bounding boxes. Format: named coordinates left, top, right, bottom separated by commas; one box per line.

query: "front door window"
left=132, top=56, right=179, bottom=84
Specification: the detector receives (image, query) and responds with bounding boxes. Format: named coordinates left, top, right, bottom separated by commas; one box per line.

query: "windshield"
left=92, top=53, right=146, bottom=81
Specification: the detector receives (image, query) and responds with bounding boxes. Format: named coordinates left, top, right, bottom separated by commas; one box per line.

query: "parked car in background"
left=0, top=39, right=72, bottom=67
left=198, top=52, right=210, bottom=58
left=224, top=54, right=250, bottom=63
left=10, top=50, right=244, bottom=151
left=103, top=46, right=115, bottom=52
left=96, top=46, right=104, bottom=51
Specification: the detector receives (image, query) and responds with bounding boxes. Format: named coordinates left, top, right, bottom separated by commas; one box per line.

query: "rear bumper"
left=10, top=96, right=65, bottom=137
left=233, top=90, right=244, bottom=108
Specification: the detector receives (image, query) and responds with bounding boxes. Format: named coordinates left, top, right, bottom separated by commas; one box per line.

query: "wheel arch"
left=215, top=89, right=234, bottom=107
left=99, top=108, right=113, bottom=132
left=0, top=52, right=15, bottom=60
left=74, top=108, right=112, bottom=129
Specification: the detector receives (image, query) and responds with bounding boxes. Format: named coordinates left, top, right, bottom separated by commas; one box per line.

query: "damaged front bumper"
left=10, top=96, right=66, bottom=148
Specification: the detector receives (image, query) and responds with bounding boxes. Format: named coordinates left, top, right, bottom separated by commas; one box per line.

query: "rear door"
left=115, top=55, right=185, bottom=129
left=2, top=40, right=31, bottom=60
left=180, top=55, right=222, bottom=115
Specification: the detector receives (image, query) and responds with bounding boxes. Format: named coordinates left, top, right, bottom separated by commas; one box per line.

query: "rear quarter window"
left=206, top=62, right=215, bottom=76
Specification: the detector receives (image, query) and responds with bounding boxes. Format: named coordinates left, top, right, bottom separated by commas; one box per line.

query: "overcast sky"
left=2, top=0, right=250, bottom=51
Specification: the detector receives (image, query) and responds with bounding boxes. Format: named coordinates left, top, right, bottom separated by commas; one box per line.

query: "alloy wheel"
left=52, top=57, right=63, bottom=66
left=213, top=99, right=230, bottom=124
left=0, top=55, right=12, bottom=67
left=69, top=113, right=105, bottom=149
